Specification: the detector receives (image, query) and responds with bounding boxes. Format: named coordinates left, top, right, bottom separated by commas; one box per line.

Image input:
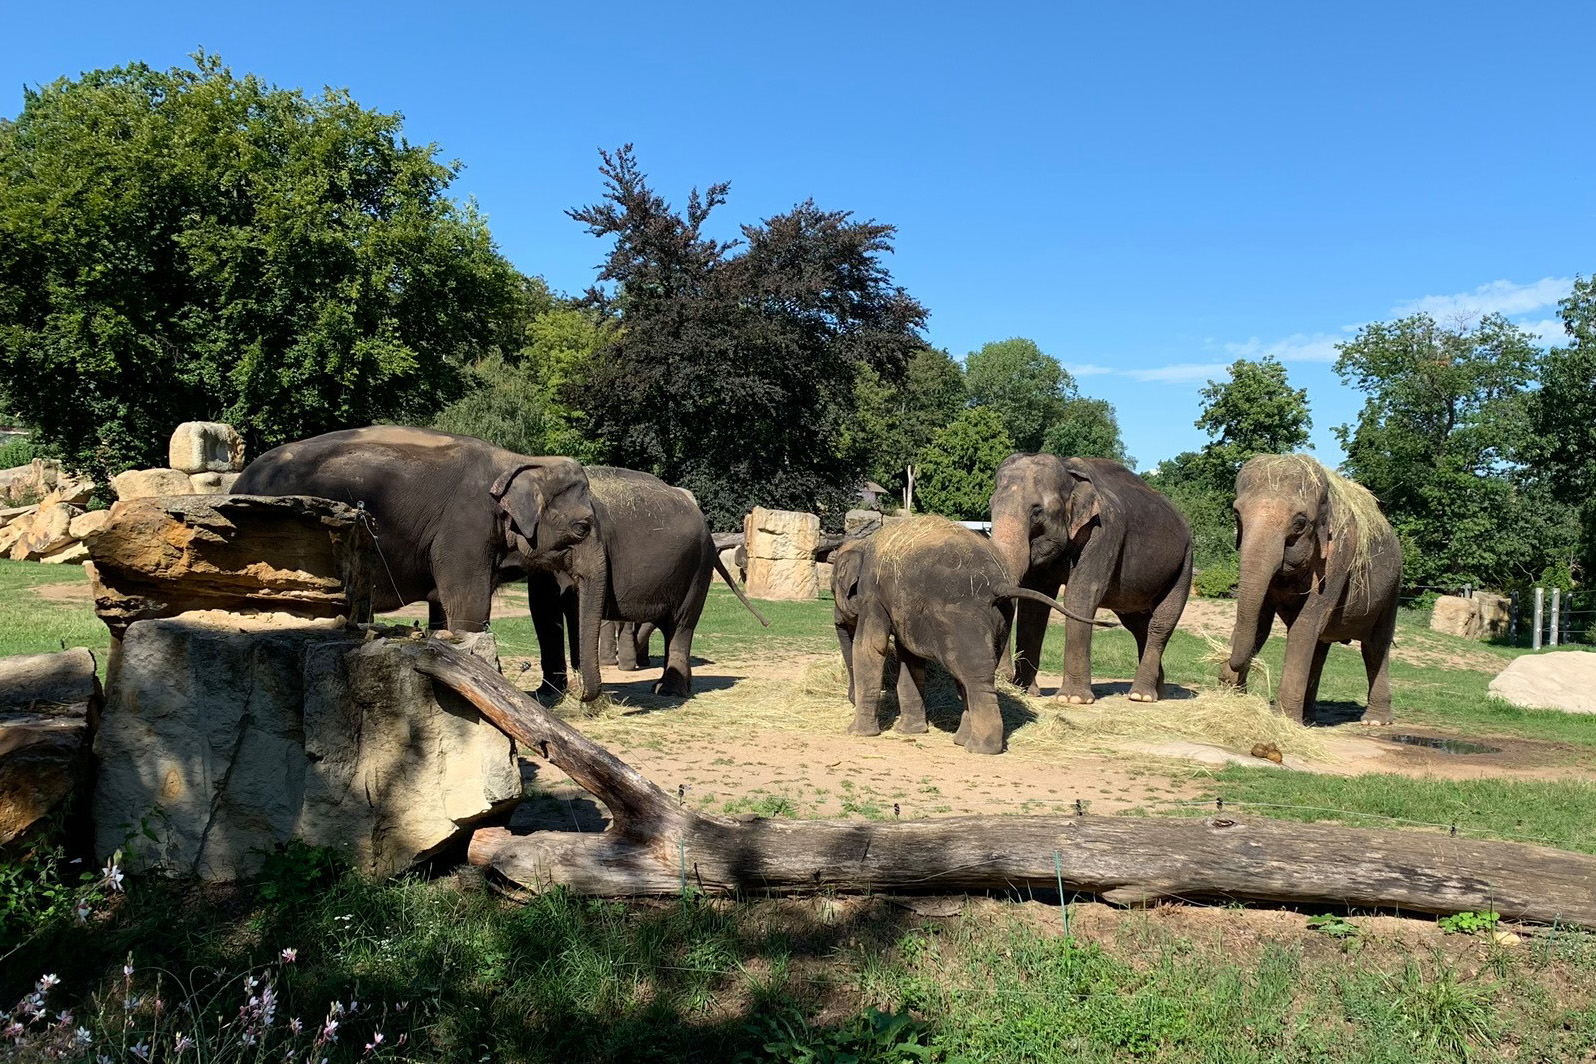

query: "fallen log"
left=408, top=641, right=1596, bottom=927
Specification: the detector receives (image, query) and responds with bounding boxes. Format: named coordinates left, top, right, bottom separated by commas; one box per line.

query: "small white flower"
left=38, top=974, right=60, bottom=990
left=288, top=1017, right=303, bottom=1035
left=103, top=860, right=125, bottom=892
left=123, top=962, right=134, bottom=978
left=172, top=1033, right=195, bottom=1053
left=75, top=1027, right=92, bottom=1046
left=132, top=1041, right=150, bottom=1060
left=280, top=947, right=298, bottom=963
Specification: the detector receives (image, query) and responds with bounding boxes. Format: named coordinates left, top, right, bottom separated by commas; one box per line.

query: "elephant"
left=990, top=454, right=1193, bottom=704
left=528, top=466, right=767, bottom=697
left=233, top=426, right=608, bottom=699
left=599, top=620, right=658, bottom=671
left=1219, top=454, right=1402, bottom=725
left=831, top=516, right=1106, bottom=754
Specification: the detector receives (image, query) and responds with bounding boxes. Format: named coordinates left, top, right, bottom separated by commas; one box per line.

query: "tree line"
left=0, top=56, right=1590, bottom=594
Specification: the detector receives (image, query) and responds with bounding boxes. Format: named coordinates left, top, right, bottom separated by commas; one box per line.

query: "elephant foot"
left=1360, top=706, right=1395, bottom=726
left=652, top=677, right=691, bottom=698
left=894, top=717, right=928, bottom=735
left=1218, top=663, right=1247, bottom=689
left=616, top=662, right=641, bottom=673
left=848, top=715, right=882, bottom=738
left=1127, top=687, right=1159, bottom=703
left=1056, top=687, right=1095, bottom=705
left=598, top=653, right=619, bottom=667
left=961, top=730, right=1003, bottom=754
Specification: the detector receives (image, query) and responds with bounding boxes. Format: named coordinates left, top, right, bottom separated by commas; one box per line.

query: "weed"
left=1306, top=914, right=1359, bottom=940
left=739, top=1006, right=952, bottom=1063
left=1438, top=910, right=1501, bottom=935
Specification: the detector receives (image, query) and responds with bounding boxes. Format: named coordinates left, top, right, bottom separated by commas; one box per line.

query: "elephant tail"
left=995, top=585, right=1118, bottom=627
left=713, top=552, right=771, bottom=627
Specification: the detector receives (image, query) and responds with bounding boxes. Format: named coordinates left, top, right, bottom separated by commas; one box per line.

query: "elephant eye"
left=571, top=520, right=592, bottom=539
left=1289, top=514, right=1309, bottom=535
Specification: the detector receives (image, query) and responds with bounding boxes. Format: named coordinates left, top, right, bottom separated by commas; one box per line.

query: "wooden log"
left=84, top=494, right=376, bottom=637
left=409, top=642, right=1596, bottom=926
left=0, top=648, right=101, bottom=844
left=711, top=532, right=744, bottom=552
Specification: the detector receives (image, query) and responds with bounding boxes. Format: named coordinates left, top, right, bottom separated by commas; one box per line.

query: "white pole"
left=1533, top=588, right=1544, bottom=650
left=1550, top=588, right=1561, bottom=647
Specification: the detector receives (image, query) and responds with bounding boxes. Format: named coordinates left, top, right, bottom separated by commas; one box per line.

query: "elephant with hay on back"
left=1219, top=454, right=1402, bottom=725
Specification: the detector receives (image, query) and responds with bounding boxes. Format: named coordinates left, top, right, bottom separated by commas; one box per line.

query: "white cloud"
left=1391, top=276, right=1572, bottom=322
left=1222, top=332, right=1342, bottom=364
left=1122, top=362, right=1230, bottom=384
left=1062, top=362, right=1116, bottom=377
left=1520, top=317, right=1570, bottom=346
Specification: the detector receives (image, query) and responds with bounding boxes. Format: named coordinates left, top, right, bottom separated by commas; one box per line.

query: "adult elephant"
left=1219, top=454, right=1402, bottom=725
left=234, top=426, right=607, bottom=699
left=990, top=454, right=1192, bottom=704
left=528, top=467, right=768, bottom=698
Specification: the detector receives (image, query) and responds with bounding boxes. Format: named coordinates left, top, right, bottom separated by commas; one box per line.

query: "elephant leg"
left=616, top=621, right=642, bottom=671
left=527, top=571, right=569, bottom=696
left=1057, top=615, right=1097, bottom=704
left=653, top=620, right=694, bottom=697
left=434, top=568, right=494, bottom=635
left=950, top=651, right=1004, bottom=755
left=848, top=610, right=891, bottom=737
left=1120, top=613, right=1154, bottom=702
left=836, top=624, right=857, bottom=705
left=894, top=649, right=929, bottom=734
left=426, top=597, right=447, bottom=631
left=634, top=622, right=657, bottom=669
left=1010, top=594, right=1052, bottom=696
left=1360, top=606, right=1398, bottom=725
left=1275, top=618, right=1323, bottom=724
left=1302, top=638, right=1332, bottom=724
left=598, top=620, right=619, bottom=667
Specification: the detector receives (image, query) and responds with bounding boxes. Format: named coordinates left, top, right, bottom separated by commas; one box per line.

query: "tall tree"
left=1335, top=312, right=1556, bottom=589
left=915, top=407, right=1015, bottom=520
left=1042, top=396, right=1133, bottom=468
left=963, top=338, right=1072, bottom=452
left=1195, top=356, right=1312, bottom=478
left=1527, top=276, right=1596, bottom=581
left=0, top=54, right=521, bottom=476
left=567, top=146, right=927, bottom=527
left=850, top=346, right=966, bottom=496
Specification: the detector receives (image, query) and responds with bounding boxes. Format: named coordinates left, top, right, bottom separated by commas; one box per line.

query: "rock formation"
left=0, top=648, right=101, bottom=844
left=1488, top=651, right=1596, bottom=714
left=742, top=507, right=820, bottom=600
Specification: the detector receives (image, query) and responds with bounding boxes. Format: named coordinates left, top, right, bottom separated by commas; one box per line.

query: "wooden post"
left=1533, top=588, right=1544, bottom=650
left=1551, top=588, right=1561, bottom=647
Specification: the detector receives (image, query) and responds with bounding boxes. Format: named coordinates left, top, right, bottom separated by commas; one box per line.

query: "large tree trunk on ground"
left=0, top=648, right=100, bottom=844
left=409, top=642, right=1596, bottom=927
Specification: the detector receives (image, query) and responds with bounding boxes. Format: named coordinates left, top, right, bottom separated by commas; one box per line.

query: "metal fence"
left=1409, top=584, right=1596, bottom=648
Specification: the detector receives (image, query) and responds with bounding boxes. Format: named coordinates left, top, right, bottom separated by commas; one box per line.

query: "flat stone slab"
left=1489, top=651, right=1596, bottom=714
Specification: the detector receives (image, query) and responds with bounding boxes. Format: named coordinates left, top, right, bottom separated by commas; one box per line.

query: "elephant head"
left=1224, top=454, right=1333, bottom=682
left=989, top=453, right=1105, bottom=584
left=831, top=538, right=869, bottom=627
left=490, top=458, right=608, bottom=700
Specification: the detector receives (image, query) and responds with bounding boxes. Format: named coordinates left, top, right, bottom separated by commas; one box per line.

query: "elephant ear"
left=489, top=462, right=543, bottom=501
left=832, top=544, right=865, bottom=609
left=1062, top=459, right=1112, bottom=540
left=1316, top=487, right=1336, bottom=567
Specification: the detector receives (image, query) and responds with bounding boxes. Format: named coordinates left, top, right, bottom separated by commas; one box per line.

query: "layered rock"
left=0, top=648, right=101, bottom=844
left=110, top=467, right=195, bottom=501
left=94, top=620, right=522, bottom=878
left=84, top=494, right=377, bottom=637
left=0, top=459, right=62, bottom=506
left=844, top=509, right=884, bottom=537
left=743, top=507, right=820, bottom=600
left=1431, top=593, right=1513, bottom=641
left=168, top=421, right=245, bottom=475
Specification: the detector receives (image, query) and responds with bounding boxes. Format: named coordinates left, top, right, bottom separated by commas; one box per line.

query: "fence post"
left=1550, top=588, right=1561, bottom=647
left=1509, top=591, right=1519, bottom=645
left=1533, top=588, right=1544, bottom=650
left=1463, top=583, right=1472, bottom=600
left=1564, top=595, right=1573, bottom=645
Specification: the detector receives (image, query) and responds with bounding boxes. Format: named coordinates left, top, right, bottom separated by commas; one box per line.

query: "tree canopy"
left=0, top=53, right=522, bottom=476
left=963, top=339, right=1071, bottom=453
left=565, top=146, right=928, bottom=528
left=915, top=407, right=1015, bottom=520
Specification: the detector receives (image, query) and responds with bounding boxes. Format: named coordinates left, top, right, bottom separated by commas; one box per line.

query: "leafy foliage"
left=1042, top=396, right=1133, bottom=467
left=1335, top=313, right=1564, bottom=589
left=740, top=1007, right=950, bottom=1063
left=963, top=338, right=1071, bottom=452
left=567, top=146, right=927, bottom=528
left=0, top=53, right=522, bottom=477
left=1527, top=276, right=1596, bottom=583
left=1436, top=909, right=1500, bottom=935
left=915, top=407, right=1014, bottom=520
left=0, top=436, right=37, bottom=469
left=1193, top=558, right=1239, bottom=598
left=851, top=347, right=967, bottom=498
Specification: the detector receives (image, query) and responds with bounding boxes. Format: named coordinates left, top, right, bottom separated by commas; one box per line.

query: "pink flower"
left=280, top=947, right=297, bottom=963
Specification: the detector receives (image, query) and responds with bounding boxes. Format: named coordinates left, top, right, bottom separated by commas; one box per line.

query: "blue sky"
left=4, top=1, right=1591, bottom=467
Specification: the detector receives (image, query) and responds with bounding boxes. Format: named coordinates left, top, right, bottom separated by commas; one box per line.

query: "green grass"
left=0, top=558, right=103, bottom=659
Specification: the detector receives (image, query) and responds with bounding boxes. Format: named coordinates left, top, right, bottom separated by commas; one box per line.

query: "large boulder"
left=7, top=499, right=83, bottom=561
left=110, top=467, right=195, bottom=501
left=1430, top=596, right=1479, bottom=639
left=84, top=494, right=377, bottom=636
left=0, top=648, right=100, bottom=845
left=1488, top=651, right=1596, bottom=714
left=168, top=421, right=246, bottom=474
left=187, top=471, right=242, bottom=495
left=743, top=507, right=820, bottom=600
left=94, top=619, right=522, bottom=879
left=0, top=459, right=61, bottom=505
left=1477, top=593, right=1511, bottom=640
left=844, top=509, right=884, bottom=537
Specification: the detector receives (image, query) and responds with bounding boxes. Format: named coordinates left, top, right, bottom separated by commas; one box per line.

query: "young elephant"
left=1220, top=454, right=1402, bottom=725
left=990, top=454, right=1192, bottom=704
left=529, top=467, right=767, bottom=697
left=832, top=516, right=1103, bottom=754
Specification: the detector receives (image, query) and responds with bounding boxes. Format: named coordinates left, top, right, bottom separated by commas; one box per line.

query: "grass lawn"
left=5, top=560, right=1596, bottom=1060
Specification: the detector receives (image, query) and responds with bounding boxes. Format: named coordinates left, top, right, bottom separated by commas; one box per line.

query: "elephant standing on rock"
left=1220, top=454, right=1402, bottom=725
left=831, top=516, right=1108, bottom=754
left=234, top=426, right=608, bottom=699
left=529, top=467, right=767, bottom=698
left=990, top=455, right=1193, bottom=704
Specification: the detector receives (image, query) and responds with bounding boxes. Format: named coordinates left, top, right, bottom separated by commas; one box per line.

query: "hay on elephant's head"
left=870, top=515, right=993, bottom=584
left=1238, top=454, right=1392, bottom=596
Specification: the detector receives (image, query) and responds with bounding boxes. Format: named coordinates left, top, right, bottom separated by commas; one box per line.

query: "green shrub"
left=0, top=436, right=37, bottom=470
left=1194, top=560, right=1239, bottom=598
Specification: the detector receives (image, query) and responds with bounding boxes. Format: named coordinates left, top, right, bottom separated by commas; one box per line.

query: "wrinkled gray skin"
left=1219, top=457, right=1402, bottom=724
left=990, top=454, right=1193, bottom=704
left=529, top=467, right=767, bottom=698
left=831, top=523, right=1093, bottom=755
left=599, top=620, right=657, bottom=671
left=234, top=426, right=607, bottom=700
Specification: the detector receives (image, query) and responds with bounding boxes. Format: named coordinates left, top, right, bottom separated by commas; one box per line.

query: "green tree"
left=567, top=146, right=927, bottom=528
left=1335, top=312, right=1557, bottom=589
left=964, top=338, right=1072, bottom=452
left=1195, top=356, right=1312, bottom=481
left=1042, top=396, right=1133, bottom=467
left=915, top=407, right=1014, bottom=520
left=850, top=346, right=966, bottom=497
left=0, top=54, right=521, bottom=477
left=1527, top=276, right=1596, bottom=581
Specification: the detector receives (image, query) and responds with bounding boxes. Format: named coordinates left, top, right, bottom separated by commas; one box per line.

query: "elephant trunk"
left=573, top=538, right=608, bottom=701
left=1228, top=520, right=1283, bottom=675
left=989, top=509, right=1032, bottom=585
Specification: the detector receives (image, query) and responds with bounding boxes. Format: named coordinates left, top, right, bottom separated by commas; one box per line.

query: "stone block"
left=169, top=421, right=245, bottom=474
left=8, top=500, right=82, bottom=561
left=93, top=619, right=521, bottom=879
left=743, top=507, right=820, bottom=600
left=68, top=509, right=111, bottom=540
left=1489, top=651, right=1596, bottom=714
left=1477, top=592, right=1511, bottom=641
left=0, top=648, right=100, bottom=845
left=844, top=509, right=884, bottom=537
left=1430, top=596, right=1478, bottom=639
left=110, top=467, right=196, bottom=501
